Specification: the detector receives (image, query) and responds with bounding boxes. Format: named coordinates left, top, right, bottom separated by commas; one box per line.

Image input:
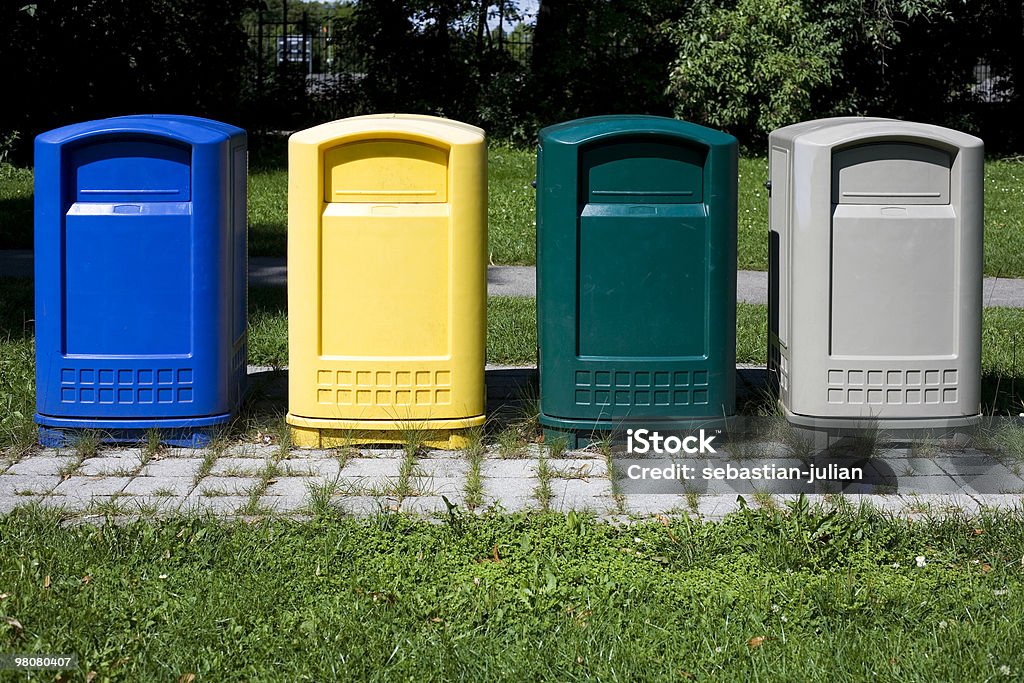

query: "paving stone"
left=117, top=496, right=185, bottom=515
left=180, top=495, right=252, bottom=515
left=695, top=495, right=745, bottom=520
left=970, top=494, right=1024, bottom=511
left=341, top=458, right=403, bottom=478
left=487, top=495, right=535, bottom=512
left=258, top=496, right=309, bottom=514
left=483, top=476, right=536, bottom=502
left=480, top=459, right=539, bottom=478
left=933, top=455, right=1024, bottom=477
left=210, top=457, right=267, bottom=477
left=0, top=495, right=40, bottom=514
left=548, top=459, right=607, bottom=479
left=51, top=476, right=130, bottom=504
left=891, top=475, right=967, bottom=495
left=222, top=443, right=280, bottom=459
left=550, top=479, right=613, bottom=512
left=193, top=477, right=261, bottom=496
left=410, top=475, right=464, bottom=498
left=621, top=494, right=690, bottom=517
left=80, top=453, right=143, bottom=476
left=875, top=458, right=949, bottom=477
left=139, top=458, right=205, bottom=478
left=123, top=477, right=194, bottom=497
left=336, top=495, right=389, bottom=516
left=264, top=477, right=319, bottom=498
left=6, top=456, right=78, bottom=477
left=415, top=459, right=469, bottom=479
left=358, top=448, right=406, bottom=458
left=0, top=475, right=61, bottom=496
left=279, top=457, right=342, bottom=477
left=401, top=496, right=462, bottom=514
left=956, top=472, right=1024, bottom=495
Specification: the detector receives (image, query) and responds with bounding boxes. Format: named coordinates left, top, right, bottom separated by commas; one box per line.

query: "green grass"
left=248, top=168, right=289, bottom=258
left=4, top=153, right=1024, bottom=273
left=0, top=163, right=33, bottom=250
left=487, top=296, right=537, bottom=365
left=487, top=145, right=536, bottom=265
left=984, top=159, right=1024, bottom=279
left=738, top=157, right=770, bottom=272
left=4, top=501, right=1021, bottom=680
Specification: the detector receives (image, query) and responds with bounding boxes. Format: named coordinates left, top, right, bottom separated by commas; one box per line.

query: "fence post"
left=256, top=8, right=264, bottom=93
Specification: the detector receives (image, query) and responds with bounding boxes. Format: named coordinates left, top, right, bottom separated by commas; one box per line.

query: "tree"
left=665, top=0, right=837, bottom=140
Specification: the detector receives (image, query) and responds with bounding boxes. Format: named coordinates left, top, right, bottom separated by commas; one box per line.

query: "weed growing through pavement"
left=534, top=451, right=553, bottom=512
left=496, top=426, right=527, bottom=458
left=143, top=428, right=162, bottom=462
left=72, top=429, right=102, bottom=459
left=752, top=490, right=777, bottom=511
left=463, top=426, right=486, bottom=511
left=193, top=450, right=219, bottom=488
left=594, top=433, right=624, bottom=514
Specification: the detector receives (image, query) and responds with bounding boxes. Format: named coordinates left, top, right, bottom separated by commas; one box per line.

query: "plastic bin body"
left=537, top=115, right=738, bottom=446
left=286, top=114, right=486, bottom=449
left=768, top=117, right=983, bottom=430
left=34, top=115, right=248, bottom=447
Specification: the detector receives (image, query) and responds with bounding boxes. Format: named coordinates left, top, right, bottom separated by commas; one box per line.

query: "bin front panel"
left=64, top=138, right=192, bottom=356
left=287, top=116, right=487, bottom=426
left=578, top=205, right=707, bottom=358
left=830, top=143, right=956, bottom=358
left=35, top=117, right=247, bottom=425
left=320, top=203, right=449, bottom=358
left=538, top=116, right=737, bottom=425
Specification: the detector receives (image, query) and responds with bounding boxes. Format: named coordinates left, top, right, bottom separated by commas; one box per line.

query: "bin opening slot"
left=832, top=142, right=951, bottom=205
left=323, top=139, right=449, bottom=203
left=68, top=137, right=192, bottom=204
left=579, top=138, right=706, bottom=205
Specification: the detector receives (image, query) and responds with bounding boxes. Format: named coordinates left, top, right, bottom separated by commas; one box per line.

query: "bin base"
left=539, top=414, right=734, bottom=450
left=286, top=413, right=486, bottom=451
left=35, top=413, right=233, bottom=449
left=782, top=406, right=981, bottom=449
left=783, top=406, right=981, bottom=432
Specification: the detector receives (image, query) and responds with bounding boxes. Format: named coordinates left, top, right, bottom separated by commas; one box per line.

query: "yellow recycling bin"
left=286, top=114, right=487, bottom=449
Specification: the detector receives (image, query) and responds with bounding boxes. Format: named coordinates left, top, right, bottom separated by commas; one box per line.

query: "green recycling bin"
left=537, top=115, right=737, bottom=447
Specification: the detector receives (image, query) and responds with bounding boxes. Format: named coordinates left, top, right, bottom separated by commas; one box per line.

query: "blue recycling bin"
left=34, top=115, right=248, bottom=447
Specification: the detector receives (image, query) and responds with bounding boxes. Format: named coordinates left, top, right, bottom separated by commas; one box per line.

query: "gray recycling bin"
left=768, top=117, right=983, bottom=430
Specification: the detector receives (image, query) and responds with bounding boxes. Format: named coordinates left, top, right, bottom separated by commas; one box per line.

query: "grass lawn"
left=4, top=152, right=1024, bottom=272
left=0, top=504, right=1022, bottom=681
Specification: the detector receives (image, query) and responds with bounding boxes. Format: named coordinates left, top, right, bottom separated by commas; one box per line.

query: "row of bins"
left=32, top=114, right=983, bottom=449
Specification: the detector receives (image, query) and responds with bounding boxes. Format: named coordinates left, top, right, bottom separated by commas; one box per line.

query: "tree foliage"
left=665, top=0, right=837, bottom=140
left=0, top=0, right=256, bottom=161
left=663, top=0, right=1019, bottom=145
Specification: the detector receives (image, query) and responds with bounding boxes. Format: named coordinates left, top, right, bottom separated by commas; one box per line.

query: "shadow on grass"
left=248, top=132, right=288, bottom=172
left=248, top=222, right=288, bottom=258
left=0, top=193, right=33, bottom=251
left=0, top=277, right=33, bottom=339
left=983, top=373, right=1024, bottom=415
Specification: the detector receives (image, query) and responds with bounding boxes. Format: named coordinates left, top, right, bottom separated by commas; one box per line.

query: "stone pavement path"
left=3, top=433, right=1021, bottom=523
left=2, top=366, right=1021, bottom=522
left=5, top=251, right=1024, bottom=306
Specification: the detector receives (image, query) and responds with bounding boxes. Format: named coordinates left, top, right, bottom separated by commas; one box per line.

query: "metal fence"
left=245, top=12, right=532, bottom=91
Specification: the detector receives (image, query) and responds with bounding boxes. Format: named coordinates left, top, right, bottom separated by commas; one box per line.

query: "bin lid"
left=539, top=115, right=736, bottom=149
left=290, top=114, right=484, bottom=148
left=36, top=115, right=234, bottom=147
left=770, top=116, right=982, bottom=151
left=109, top=114, right=245, bottom=140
